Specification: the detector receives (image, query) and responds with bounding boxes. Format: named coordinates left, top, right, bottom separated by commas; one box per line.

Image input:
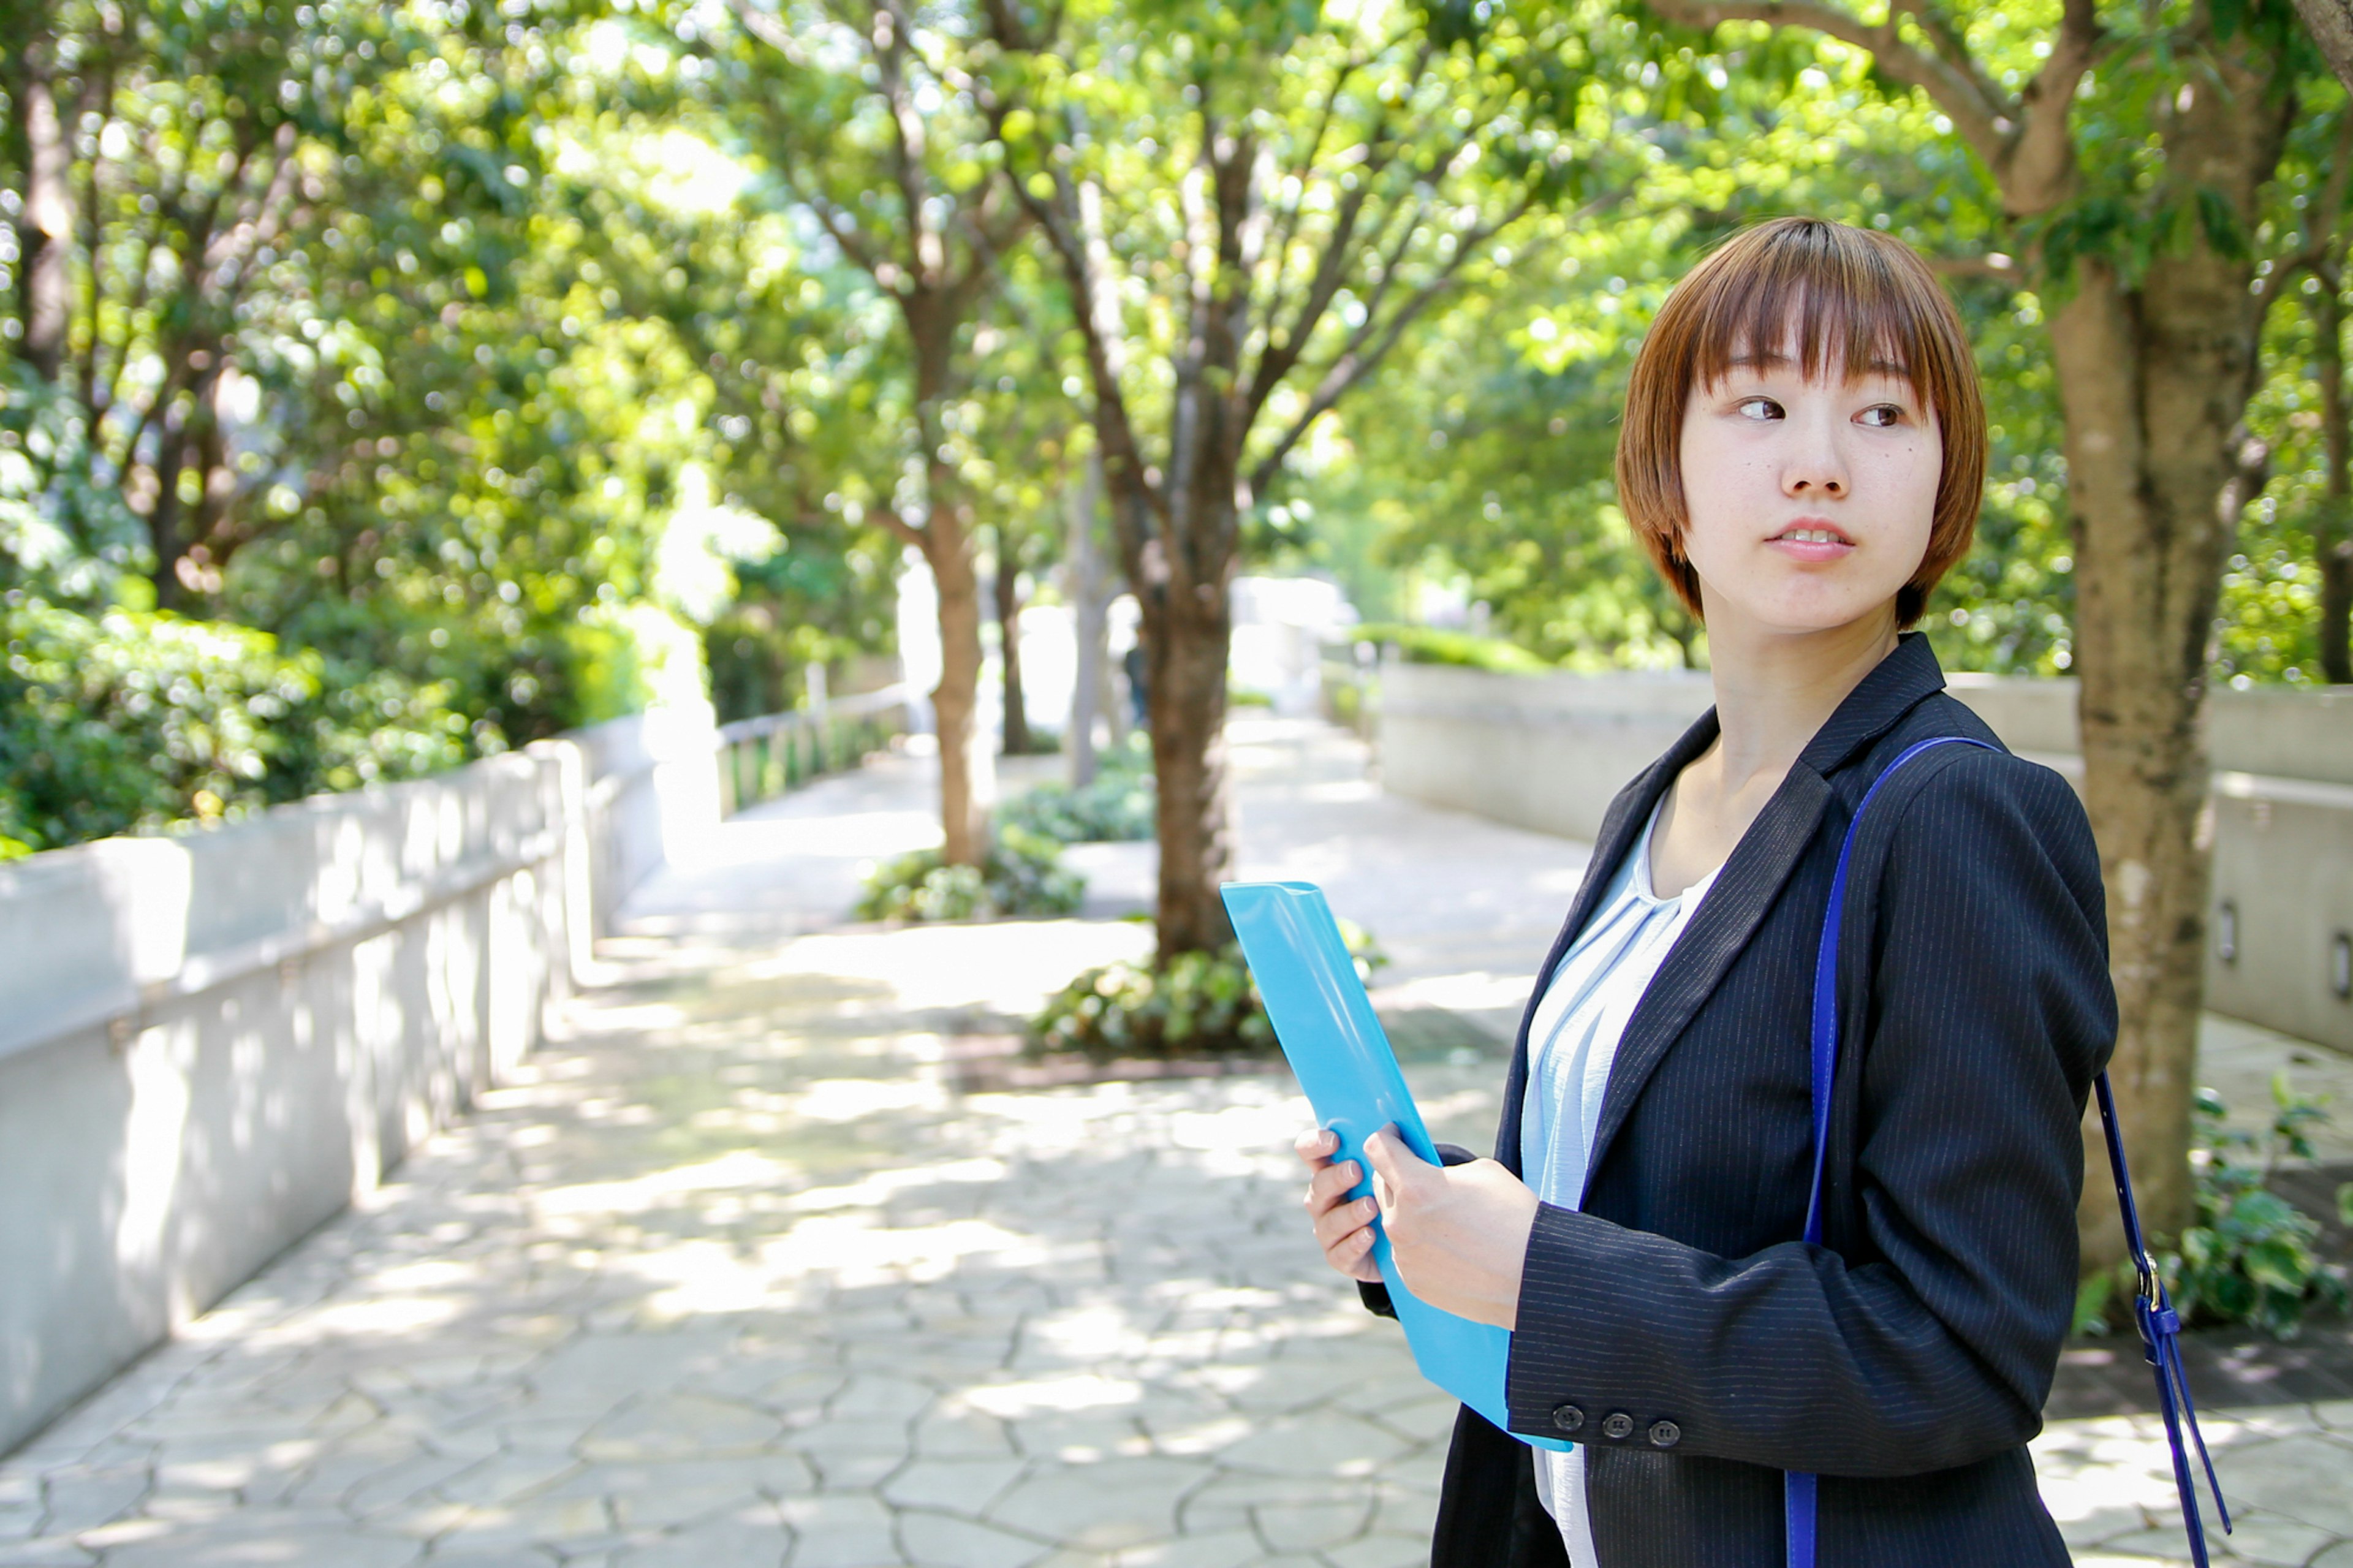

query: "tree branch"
left=1246, top=187, right=1563, bottom=501
left=990, top=120, right=1166, bottom=563
left=724, top=0, right=810, bottom=65
left=2292, top=0, right=2353, bottom=97
left=1642, top=0, right=2012, bottom=174
left=871, top=0, right=942, bottom=287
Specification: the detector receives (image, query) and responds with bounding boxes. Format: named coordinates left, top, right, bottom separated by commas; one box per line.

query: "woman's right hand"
left=1295, top=1127, right=1384, bottom=1284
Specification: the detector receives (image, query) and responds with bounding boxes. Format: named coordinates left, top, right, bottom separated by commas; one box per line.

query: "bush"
left=0, top=597, right=471, bottom=859
left=2076, top=1074, right=2352, bottom=1340
left=1035, top=920, right=1385, bottom=1056
left=854, top=824, right=1086, bottom=921
left=1342, top=622, right=1552, bottom=674
left=1000, top=733, right=1155, bottom=844
left=1001, top=770, right=1155, bottom=844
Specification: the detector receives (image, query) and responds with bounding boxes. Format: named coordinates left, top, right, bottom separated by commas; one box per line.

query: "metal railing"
left=714, top=684, right=909, bottom=816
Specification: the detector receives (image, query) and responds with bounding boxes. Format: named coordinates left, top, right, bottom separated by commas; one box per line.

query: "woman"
left=1297, top=217, right=2115, bottom=1566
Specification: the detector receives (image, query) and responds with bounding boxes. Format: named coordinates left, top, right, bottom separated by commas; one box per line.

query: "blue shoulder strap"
left=1784, top=736, right=2229, bottom=1568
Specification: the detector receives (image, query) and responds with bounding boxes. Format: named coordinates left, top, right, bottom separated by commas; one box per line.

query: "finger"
left=1304, top=1159, right=1362, bottom=1212
left=1328, top=1222, right=1377, bottom=1266
left=1362, top=1127, right=1415, bottom=1191
left=1293, top=1127, right=1339, bottom=1167
left=1313, top=1192, right=1380, bottom=1251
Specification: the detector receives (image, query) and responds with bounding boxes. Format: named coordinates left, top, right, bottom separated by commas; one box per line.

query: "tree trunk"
left=929, top=521, right=990, bottom=865
left=1143, top=562, right=1235, bottom=955
left=147, top=423, right=194, bottom=610
left=2050, top=62, right=2290, bottom=1254
left=1066, top=455, right=1109, bottom=787
left=2293, top=0, right=2353, bottom=95
left=9, top=36, right=72, bottom=382
left=2316, top=280, right=2352, bottom=685
left=994, top=533, right=1033, bottom=757
left=906, top=306, right=990, bottom=866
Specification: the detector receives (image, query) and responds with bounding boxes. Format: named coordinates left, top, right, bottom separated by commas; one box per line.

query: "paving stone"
left=1102, top=1531, right=1260, bottom=1568
left=579, top=1395, right=784, bottom=1462
left=1321, top=1532, right=1433, bottom=1568
left=0, top=1542, right=97, bottom=1567
left=896, top=1511, right=1052, bottom=1568
left=36, top=1469, right=148, bottom=1536
left=1251, top=1497, right=1373, bottom=1553
left=778, top=1493, right=900, bottom=1567
left=986, top=1458, right=1211, bottom=1550
left=102, top=1514, right=422, bottom=1567
left=617, top=1510, right=791, bottom=1568
left=881, top=1458, right=1029, bottom=1517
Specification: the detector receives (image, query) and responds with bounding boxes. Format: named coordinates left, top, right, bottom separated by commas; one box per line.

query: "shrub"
left=854, top=824, right=1085, bottom=921
left=0, top=597, right=471, bottom=859
left=1000, top=733, right=1156, bottom=844
left=1035, top=920, right=1385, bottom=1056
left=1341, top=622, right=1552, bottom=674
left=1001, top=770, right=1156, bottom=844
left=2076, top=1074, right=2351, bottom=1340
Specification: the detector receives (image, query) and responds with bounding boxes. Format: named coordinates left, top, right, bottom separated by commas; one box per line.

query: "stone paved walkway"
left=2, top=721, right=2349, bottom=1567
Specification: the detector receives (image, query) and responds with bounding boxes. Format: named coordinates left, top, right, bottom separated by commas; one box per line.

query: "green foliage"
left=1034, top=920, right=1385, bottom=1057
left=2078, top=1075, right=2350, bottom=1341
left=1347, top=623, right=1554, bottom=674
left=0, top=597, right=469, bottom=859
left=854, top=825, right=1085, bottom=922
left=999, top=744, right=1156, bottom=844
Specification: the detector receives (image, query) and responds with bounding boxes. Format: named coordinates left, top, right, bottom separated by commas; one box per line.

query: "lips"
left=1768, top=521, right=1854, bottom=545
left=1765, top=520, right=1857, bottom=562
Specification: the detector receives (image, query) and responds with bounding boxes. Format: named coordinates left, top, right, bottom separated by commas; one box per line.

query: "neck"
left=1700, top=611, right=1900, bottom=790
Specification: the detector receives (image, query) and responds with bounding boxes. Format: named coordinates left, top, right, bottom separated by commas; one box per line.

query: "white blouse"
left=1520, top=796, right=1722, bottom=1567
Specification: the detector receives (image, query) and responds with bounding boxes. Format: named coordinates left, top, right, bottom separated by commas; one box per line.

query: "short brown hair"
left=1614, top=217, right=1986, bottom=628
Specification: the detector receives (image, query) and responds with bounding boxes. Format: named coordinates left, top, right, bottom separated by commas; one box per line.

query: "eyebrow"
left=1725, top=351, right=1913, bottom=381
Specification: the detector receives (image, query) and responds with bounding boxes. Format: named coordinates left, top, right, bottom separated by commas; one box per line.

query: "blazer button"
left=1550, top=1404, right=1585, bottom=1434
left=1648, top=1420, right=1682, bottom=1449
left=1601, top=1411, right=1635, bottom=1441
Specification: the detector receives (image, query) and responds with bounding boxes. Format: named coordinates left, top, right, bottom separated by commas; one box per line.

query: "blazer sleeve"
left=1502, top=749, right=2115, bottom=1478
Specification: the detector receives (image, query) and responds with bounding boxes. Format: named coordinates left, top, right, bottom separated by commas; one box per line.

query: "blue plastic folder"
left=1221, top=880, right=1571, bottom=1452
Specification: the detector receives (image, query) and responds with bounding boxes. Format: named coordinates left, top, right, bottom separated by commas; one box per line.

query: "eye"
left=1856, top=403, right=1906, bottom=428
left=1735, top=396, right=1784, bottom=421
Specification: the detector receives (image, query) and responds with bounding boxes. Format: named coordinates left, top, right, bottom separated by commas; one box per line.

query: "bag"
left=1786, top=737, right=2229, bottom=1568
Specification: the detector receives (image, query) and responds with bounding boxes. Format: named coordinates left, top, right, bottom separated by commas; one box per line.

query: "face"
left=1675, top=333, right=1941, bottom=640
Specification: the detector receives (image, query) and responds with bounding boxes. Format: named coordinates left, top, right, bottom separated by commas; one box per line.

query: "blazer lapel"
left=1494, top=708, right=1721, bottom=1172
left=1580, top=764, right=1832, bottom=1182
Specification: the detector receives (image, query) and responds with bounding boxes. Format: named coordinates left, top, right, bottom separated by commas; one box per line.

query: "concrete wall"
left=1377, top=662, right=2353, bottom=1054
left=0, top=708, right=711, bottom=1457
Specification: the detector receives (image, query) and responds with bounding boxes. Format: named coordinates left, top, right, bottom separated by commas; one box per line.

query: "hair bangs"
left=1684, top=232, right=1947, bottom=411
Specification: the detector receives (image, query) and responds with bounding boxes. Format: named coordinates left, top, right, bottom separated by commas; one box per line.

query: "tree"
left=2258, top=110, right=2353, bottom=684
left=0, top=0, right=477, bottom=608
left=2292, top=0, right=2353, bottom=90
left=983, top=0, right=1607, bottom=956
left=1639, top=0, right=2314, bottom=1250
left=699, top=0, right=1028, bottom=866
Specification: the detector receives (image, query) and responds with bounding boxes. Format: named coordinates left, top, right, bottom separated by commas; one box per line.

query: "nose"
left=1783, top=408, right=1849, bottom=499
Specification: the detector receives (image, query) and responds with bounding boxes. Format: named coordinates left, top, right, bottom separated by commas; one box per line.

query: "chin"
left=1726, top=594, right=1901, bottom=638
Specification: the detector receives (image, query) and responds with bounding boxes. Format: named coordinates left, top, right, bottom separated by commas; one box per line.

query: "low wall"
left=0, top=706, right=715, bottom=1457
left=1377, top=662, right=2353, bottom=1054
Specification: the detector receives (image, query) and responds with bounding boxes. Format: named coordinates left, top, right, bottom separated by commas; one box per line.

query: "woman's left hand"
left=1362, top=1126, right=1540, bottom=1330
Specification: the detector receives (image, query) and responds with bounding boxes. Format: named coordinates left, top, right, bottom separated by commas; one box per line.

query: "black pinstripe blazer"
left=1393, top=633, right=2116, bottom=1567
